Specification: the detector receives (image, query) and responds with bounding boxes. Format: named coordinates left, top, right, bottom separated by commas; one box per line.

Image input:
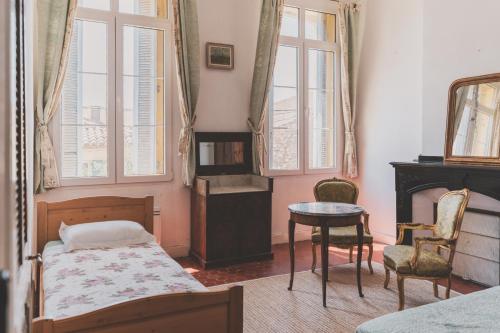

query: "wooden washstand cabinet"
left=190, top=132, right=274, bottom=268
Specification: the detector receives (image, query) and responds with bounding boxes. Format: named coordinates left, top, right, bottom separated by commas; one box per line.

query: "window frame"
left=265, top=0, right=342, bottom=177
left=53, top=1, right=173, bottom=187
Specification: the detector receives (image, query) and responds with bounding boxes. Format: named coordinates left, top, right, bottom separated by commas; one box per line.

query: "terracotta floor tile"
left=178, top=240, right=485, bottom=294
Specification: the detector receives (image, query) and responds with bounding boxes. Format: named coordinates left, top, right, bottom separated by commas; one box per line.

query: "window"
left=268, top=1, right=339, bottom=175
left=56, top=0, right=171, bottom=185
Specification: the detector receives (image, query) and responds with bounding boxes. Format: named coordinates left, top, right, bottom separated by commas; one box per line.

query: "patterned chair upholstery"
left=311, top=178, right=374, bottom=274
left=383, top=188, right=470, bottom=311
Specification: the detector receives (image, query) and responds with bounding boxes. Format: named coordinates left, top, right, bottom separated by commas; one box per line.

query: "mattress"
left=42, top=241, right=207, bottom=319
left=356, top=286, right=500, bottom=333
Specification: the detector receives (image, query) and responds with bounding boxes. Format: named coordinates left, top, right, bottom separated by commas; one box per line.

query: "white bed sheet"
left=42, top=241, right=207, bottom=319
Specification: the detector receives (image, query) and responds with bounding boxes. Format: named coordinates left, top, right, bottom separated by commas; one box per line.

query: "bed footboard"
left=32, top=286, right=243, bottom=333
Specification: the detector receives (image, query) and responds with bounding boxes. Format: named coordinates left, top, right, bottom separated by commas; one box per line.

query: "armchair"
left=383, top=188, right=470, bottom=310
left=311, top=178, right=374, bottom=274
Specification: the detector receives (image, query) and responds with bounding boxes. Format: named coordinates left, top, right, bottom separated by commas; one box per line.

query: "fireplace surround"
left=391, top=156, right=500, bottom=245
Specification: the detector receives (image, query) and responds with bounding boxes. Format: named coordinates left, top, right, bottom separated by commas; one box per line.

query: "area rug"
left=210, top=262, right=460, bottom=333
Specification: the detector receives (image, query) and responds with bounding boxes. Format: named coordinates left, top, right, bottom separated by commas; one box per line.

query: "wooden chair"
left=311, top=178, right=373, bottom=274
left=383, top=188, right=470, bottom=311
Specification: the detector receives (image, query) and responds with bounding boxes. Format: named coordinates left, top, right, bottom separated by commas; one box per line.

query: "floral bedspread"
left=42, top=241, right=207, bottom=319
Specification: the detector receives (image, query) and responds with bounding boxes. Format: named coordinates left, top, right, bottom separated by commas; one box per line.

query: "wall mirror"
left=199, top=142, right=245, bottom=166
left=195, top=132, right=253, bottom=175
left=445, top=73, right=500, bottom=166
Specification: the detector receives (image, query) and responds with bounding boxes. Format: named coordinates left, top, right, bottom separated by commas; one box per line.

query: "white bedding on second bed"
left=42, top=241, right=207, bottom=319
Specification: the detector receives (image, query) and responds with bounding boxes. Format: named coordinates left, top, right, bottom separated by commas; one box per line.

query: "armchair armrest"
left=411, top=236, right=453, bottom=270
left=396, top=223, right=435, bottom=245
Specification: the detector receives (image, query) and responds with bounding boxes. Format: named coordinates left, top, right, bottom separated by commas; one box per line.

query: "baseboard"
left=272, top=230, right=311, bottom=245
left=165, top=232, right=392, bottom=258
left=165, top=244, right=190, bottom=258
left=274, top=230, right=394, bottom=246
left=371, top=231, right=395, bottom=245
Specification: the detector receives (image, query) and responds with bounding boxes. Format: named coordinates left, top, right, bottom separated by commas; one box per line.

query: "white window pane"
left=308, top=49, right=334, bottom=90
left=61, top=126, right=108, bottom=178
left=61, top=20, right=108, bottom=178
left=79, top=0, right=110, bottom=11
left=281, top=6, right=299, bottom=37
left=274, top=46, right=297, bottom=87
left=119, top=0, right=168, bottom=18
left=305, top=10, right=336, bottom=43
left=308, top=49, right=335, bottom=169
left=123, top=26, right=166, bottom=177
left=270, top=45, right=299, bottom=170
left=124, top=126, right=165, bottom=176
left=271, top=129, right=299, bottom=170
left=80, top=21, right=107, bottom=73
left=123, top=77, right=165, bottom=126
left=123, top=26, right=164, bottom=77
left=62, top=73, right=107, bottom=125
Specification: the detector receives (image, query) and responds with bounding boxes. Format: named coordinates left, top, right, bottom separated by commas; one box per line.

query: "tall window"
left=268, top=1, right=339, bottom=175
left=56, top=0, right=171, bottom=185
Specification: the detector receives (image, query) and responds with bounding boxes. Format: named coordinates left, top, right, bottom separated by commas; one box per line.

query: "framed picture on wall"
left=206, top=42, right=234, bottom=70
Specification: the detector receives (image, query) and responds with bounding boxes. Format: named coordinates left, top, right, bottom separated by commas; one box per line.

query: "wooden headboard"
left=36, top=196, right=154, bottom=254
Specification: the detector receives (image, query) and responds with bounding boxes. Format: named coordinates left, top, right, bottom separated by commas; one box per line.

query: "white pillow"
left=59, top=220, right=155, bottom=252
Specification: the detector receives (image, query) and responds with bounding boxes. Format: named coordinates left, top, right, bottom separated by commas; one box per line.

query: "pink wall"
left=38, top=0, right=500, bottom=258
left=36, top=0, right=340, bottom=257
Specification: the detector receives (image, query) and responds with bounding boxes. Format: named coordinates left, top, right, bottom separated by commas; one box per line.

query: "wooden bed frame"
left=32, top=196, right=243, bottom=333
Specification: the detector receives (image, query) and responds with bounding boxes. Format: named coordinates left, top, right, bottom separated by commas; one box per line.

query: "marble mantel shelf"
left=390, top=158, right=500, bottom=245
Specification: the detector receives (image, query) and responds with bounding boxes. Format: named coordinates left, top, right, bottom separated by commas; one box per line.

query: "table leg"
left=321, top=224, right=329, bottom=307
left=356, top=222, right=364, bottom=297
left=288, top=219, right=296, bottom=291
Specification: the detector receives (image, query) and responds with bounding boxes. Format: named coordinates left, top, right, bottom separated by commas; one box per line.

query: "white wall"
left=356, top=0, right=500, bottom=242
left=356, top=0, right=423, bottom=243
left=422, top=0, right=500, bottom=154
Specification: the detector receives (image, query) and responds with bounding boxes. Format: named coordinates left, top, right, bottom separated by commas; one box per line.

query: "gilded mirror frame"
left=445, top=73, right=500, bottom=166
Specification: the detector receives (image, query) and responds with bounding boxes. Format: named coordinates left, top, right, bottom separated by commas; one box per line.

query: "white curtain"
left=338, top=1, right=363, bottom=178
left=248, top=0, right=284, bottom=175
left=173, top=0, right=200, bottom=186
left=34, top=0, right=78, bottom=193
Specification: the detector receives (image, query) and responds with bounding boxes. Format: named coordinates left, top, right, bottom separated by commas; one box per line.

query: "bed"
left=356, top=286, right=500, bottom=333
left=32, top=196, right=243, bottom=333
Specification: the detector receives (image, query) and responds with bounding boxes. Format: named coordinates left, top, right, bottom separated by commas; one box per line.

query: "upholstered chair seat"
left=384, top=245, right=450, bottom=276
left=383, top=188, right=470, bottom=311
left=312, top=226, right=373, bottom=245
left=311, top=178, right=373, bottom=274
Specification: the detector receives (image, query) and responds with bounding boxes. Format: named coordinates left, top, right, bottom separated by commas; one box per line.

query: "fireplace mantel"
left=391, top=158, right=500, bottom=245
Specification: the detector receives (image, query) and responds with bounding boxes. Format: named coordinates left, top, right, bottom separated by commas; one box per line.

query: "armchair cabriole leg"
left=397, top=275, right=405, bottom=311
left=349, top=246, right=353, bottom=263
left=446, top=276, right=451, bottom=299
left=433, top=281, right=439, bottom=298
left=311, top=243, right=317, bottom=273
left=367, top=244, right=374, bottom=274
left=384, top=266, right=390, bottom=289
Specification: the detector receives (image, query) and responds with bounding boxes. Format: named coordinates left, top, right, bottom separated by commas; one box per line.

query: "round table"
left=288, top=202, right=365, bottom=307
